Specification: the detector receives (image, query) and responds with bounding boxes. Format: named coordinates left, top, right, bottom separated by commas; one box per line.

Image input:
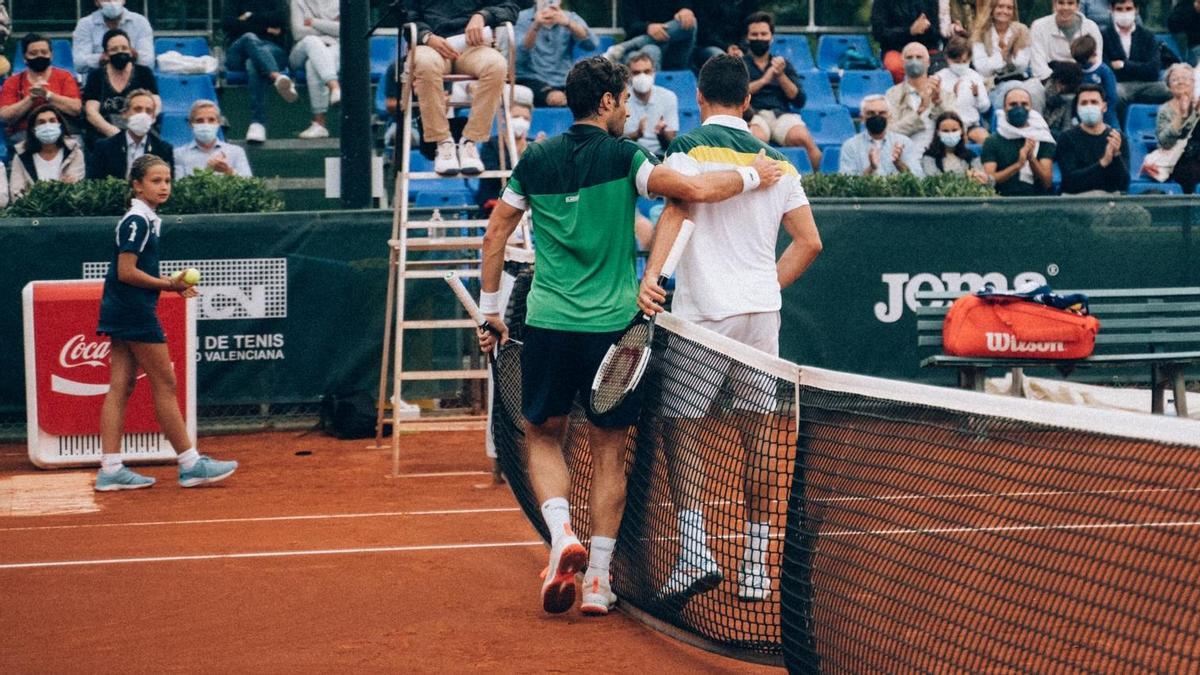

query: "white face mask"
left=193, top=122, right=219, bottom=144
left=1113, top=10, right=1136, bottom=29
left=34, top=122, right=62, bottom=145
left=100, top=1, right=124, bottom=20
left=509, top=116, right=530, bottom=138
left=949, top=63, right=970, bottom=77
left=631, top=73, right=654, bottom=95
left=126, top=111, right=153, bottom=136
left=938, top=131, right=962, bottom=147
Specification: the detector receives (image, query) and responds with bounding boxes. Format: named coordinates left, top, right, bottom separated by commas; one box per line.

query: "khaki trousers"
left=412, top=44, right=507, bottom=143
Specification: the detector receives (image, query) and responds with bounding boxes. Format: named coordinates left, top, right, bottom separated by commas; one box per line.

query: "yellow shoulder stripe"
left=685, top=145, right=800, bottom=176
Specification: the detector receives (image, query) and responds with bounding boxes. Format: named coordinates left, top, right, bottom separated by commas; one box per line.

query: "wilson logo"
left=985, top=332, right=1066, bottom=354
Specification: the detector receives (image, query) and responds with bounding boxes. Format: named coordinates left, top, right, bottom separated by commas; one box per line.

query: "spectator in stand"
left=478, top=89, right=539, bottom=208
left=86, top=88, right=174, bottom=180
left=0, top=34, right=83, bottom=151
left=972, top=0, right=1045, bottom=112
left=406, top=1, right=517, bottom=176
left=938, top=37, right=990, bottom=143
left=224, top=0, right=299, bottom=144
left=0, top=3, right=12, bottom=77
left=921, top=111, right=990, bottom=181
left=742, top=12, right=820, bottom=169
left=623, top=52, right=679, bottom=156
left=1102, top=0, right=1168, bottom=107
left=1031, top=0, right=1103, bottom=82
left=290, top=0, right=342, bottom=140
left=72, top=0, right=155, bottom=78
left=871, top=0, right=940, bottom=84
left=1168, top=0, right=1200, bottom=66
left=1042, top=59, right=1086, bottom=138
left=942, top=0, right=979, bottom=41
left=885, top=42, right=945, bottom=149
left=1156, top=64, right=1200, bottom=192
left=515, top=1, right=597, bottom=108
left=1055, top=83, right=1128, bottom=194
left=694, top=0, right=759, bottom=67
left=839, top=94, right=924, bottom=176
left=82, top=29, right=160, bottom=151
left=10, top=105, right=86, bottom=199
left=175, top=100, right=252, bottom=179
left=982, top=86, right=1056, bottom=195
left=1072, top=35, right=1121, bottom=128
left=604, top=1, right=697, bottom=71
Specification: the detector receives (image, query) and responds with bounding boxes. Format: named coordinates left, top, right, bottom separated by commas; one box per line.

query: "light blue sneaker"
left=95, top=466, right=156, bottom=491
left=179, top=456, right=238, bottom=488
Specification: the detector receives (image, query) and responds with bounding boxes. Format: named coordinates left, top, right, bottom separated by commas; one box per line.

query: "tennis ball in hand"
left=179, top=268, right=201, bottom=285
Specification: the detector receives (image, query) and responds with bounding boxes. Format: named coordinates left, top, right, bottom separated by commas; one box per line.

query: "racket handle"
left=658, top=218, right=697, bottom=284
left=443, top=272, right=493, bottom=332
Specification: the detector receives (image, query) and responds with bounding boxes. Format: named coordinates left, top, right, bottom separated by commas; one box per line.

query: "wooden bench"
left=916, top=287, right=1200, bottom=417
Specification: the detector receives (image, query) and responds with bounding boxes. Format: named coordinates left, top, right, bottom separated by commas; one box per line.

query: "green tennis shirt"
left=502, top=124, right=659, bottom=332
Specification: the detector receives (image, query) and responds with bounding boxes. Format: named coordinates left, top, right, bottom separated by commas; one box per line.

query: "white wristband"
left=738, top=166, right=761, bottom=193
left=479, top=290, right=502, bottom=315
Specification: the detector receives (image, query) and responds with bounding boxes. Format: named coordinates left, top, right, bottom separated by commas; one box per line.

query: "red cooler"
left=22, top=280, right=196, bottom=468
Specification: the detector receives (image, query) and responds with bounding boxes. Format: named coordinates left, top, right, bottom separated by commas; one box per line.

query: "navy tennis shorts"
left=521, top=325, right=643, bottom=429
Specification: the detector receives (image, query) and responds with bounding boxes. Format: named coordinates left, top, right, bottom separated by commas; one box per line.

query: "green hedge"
left=803, top=172, right=996, bottom=198
left=5, top=171, right=285, bottom=218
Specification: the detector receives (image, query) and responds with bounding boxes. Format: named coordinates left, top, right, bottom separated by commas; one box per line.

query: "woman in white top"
left=970, top=0, right=1045, bottom=112
left=10, top=104, right=85, bottom=200
left=289, top=0, right=342, bottom=139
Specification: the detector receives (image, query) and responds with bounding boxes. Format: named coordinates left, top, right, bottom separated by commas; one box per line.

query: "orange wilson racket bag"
left=942, top=294, right=1100, bottom=359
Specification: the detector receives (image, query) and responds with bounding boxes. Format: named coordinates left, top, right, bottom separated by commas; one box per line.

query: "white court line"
left=827, top=519, right=1200, bottom=538
left=0, top=540, right=546, bottom=570
left=393, top=471, right=491, bottom=478
left=0, top=507, right=524, bottom=533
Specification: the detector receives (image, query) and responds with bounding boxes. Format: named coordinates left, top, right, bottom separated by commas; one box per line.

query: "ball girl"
left=95, top=154, right=237, bottom=491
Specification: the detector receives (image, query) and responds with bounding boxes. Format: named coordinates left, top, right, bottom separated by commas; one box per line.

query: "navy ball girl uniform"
left=97, top=198, right=165, bottom=343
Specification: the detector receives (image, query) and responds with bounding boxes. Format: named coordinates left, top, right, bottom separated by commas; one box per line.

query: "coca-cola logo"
left=58, top=334, right=110, bottom=368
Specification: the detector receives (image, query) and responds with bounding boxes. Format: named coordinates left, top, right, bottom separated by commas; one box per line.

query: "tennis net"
left=489, top=287, right=1200, bottom=670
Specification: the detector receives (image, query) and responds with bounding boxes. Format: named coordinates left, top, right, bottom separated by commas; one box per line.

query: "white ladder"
left=375, top=22, right=522, bottom=475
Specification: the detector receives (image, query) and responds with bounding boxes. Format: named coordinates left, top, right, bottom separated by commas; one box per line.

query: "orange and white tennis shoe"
left=579, top=572, right=617, bottom=616
left=540, top=526, right=588, bottom=614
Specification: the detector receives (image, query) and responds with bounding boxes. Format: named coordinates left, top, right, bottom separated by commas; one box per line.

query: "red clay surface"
left=0, top=430, right=780, bottom=673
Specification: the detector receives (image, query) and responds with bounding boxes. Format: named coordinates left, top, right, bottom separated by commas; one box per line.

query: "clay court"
left=0, top=430, right=779, bottom=673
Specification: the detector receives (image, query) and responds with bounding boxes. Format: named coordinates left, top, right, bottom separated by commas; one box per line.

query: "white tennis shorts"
left=659, top=311, right=781, bottom=419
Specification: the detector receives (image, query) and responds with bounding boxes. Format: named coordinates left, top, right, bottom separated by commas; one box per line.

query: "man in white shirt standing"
left=1030, top=0, right=1103, bottom=82
left=174, top=100, right=253, bottom=179
left=637, top=53, right=822, bottom=607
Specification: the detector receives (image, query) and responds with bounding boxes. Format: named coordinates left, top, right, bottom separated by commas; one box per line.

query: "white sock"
left=100, top=454, right=123, bottom=475
left=745, top=521, right=771, bottom=567
left=679, top=509, right=711, bottom=564
left=176, top=448, right=200, bottom=470
left=540, top=497, right=572, bottom=546
left=586, top=535, right=616, bottom=578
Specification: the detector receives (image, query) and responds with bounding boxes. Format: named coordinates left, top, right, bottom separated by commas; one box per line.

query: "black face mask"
left=865, top=115, right=887, bottom=135
left=109, top=52, right=133, bottom=69
left=747, top=39, right=771, bottom=57
left=26, top=56, right=51, bottom=72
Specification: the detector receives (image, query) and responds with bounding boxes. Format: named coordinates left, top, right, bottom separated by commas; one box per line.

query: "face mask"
left=1006, top=105, right=1030, bottom=127
left=747, top=39, right=771, bottom=57
left=1113, top=10, right=1136, bottom=29
left=26, top=56, right=51, bottom=73
left=109, top=52, right=132, bottom=69
left=949, top=63, right=970, bottom=77
left=938, top=131, right=962, bottom=147
left=509, top=116, right=530, bottom=138
left=631, top=73, right=654, bottom=95
left=903, top=58, right=927, bottom=78
left=34, top=122, right=62, bottom=145
left=193, top=122, right=219, bottom=144
left=1077, top=104, right=1103, bottom=126
left=100, top=1, right=124, bottom=19
left=864, top=115, right=888, bottom=135
left=126, top=112, right=153, bottom=136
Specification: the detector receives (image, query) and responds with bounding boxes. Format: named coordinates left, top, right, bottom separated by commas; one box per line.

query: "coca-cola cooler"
left=22, top=280, right=196, bottom=468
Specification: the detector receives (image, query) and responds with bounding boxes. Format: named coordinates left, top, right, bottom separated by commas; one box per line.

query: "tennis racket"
left=444, top=273, right=524, bottom=425
left=589, top=218, right=697, bottom=415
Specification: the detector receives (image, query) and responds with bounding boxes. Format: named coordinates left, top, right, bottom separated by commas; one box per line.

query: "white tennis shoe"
left=540, top=529, right=588, bottom=614
left=579, top=572, right=617, bottom=616
left=655, top=553, right=722, bottom=607
left=738, top=561, right=772, bottom=602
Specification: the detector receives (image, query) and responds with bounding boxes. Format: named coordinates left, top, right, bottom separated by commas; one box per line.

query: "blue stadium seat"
left=794, top=69, right=838, bottom=108
left=773, top=35, right=815, bottom=72
left=225, top=69, right=248, bottom=86
left=1051, top=163, right=1061, bottom=194
left=1128, top=139, right=1151, bottom=181
left=370, top=35, right=398, bottom=84
left=1129, top=180, right=1183, bottom=195
left=1155, top=33, right=1184, bottom=62
left=13, top=38, right=74, bottom=74
left=1124, top=104, right=1159, bottom=144
left=678, top=107, right=701, bottom=133
left=816, top=34, right=873, bottom=74
left=637, top=196, right=663, bottom=217
left=819, top=143, right=841, bottom=173
left=529, top=107, right=573, bottom=138
left=412, top=183, right=476, bottom=207
left=574, top=34, right=615, bottom=61
left=837, top=69, right=892, bottom=116
left=800, top=105, right=856, bottom=146
left=157, top=74, right=218, bottom=115
left=154, top=37, right=210, bottom=59
left=777, top=146, right=814, bottom=174
left=656, top=70, right=698, bottom=110
left=375, top=82, right=390, bottom=119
